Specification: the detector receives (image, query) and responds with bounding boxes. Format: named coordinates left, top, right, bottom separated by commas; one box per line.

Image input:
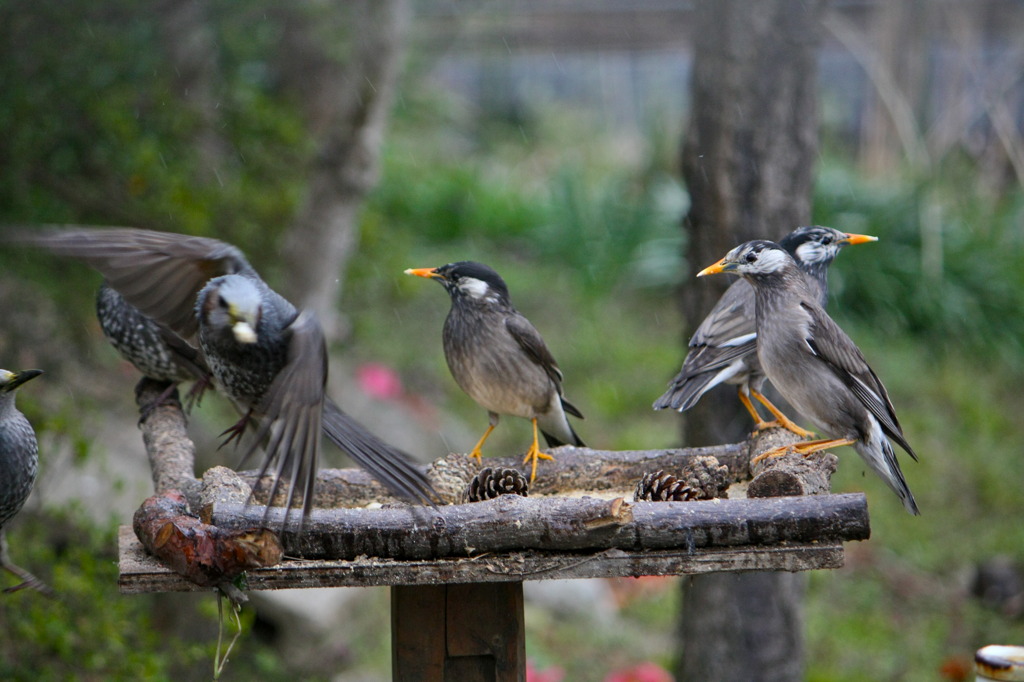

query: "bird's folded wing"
left=505, top=314, right=565, bottom=388
left=803, top=304, right=917, bottom=460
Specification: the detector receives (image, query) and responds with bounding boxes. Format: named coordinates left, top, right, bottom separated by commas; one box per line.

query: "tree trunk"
left=675, top=1, right=825, bottom=680
left=276, top=0, right=410, bottom=342
left=154, top=0, right=229, bottom=182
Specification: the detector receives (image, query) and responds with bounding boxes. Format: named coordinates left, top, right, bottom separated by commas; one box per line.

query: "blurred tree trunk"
left=154, top=0, right=229, bottom=182
left=675, top=1, right=824, bottom=680
left=276, top=0, right=410, bottom=342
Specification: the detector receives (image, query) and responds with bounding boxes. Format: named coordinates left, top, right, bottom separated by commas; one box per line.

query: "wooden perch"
left=747, top=427, right=840, bottom=498
left=238, top=443, right=750, bottom=508
left=133, top=490, right=282, bottom=595
left=136, top=378, right=201, bottom=507
left=124, top=372, right=870, bottom=596
left=211, top=492, right=869, bottom=560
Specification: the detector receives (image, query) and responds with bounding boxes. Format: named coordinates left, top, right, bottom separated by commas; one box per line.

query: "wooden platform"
left=118, top=525, right=847, bottom=593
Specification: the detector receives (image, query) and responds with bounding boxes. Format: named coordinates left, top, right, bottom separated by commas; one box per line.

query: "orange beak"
left=404, top=267, right=440, bottom=279
left=839, top=232, right=878, bottom=246
left=696, top=257, right=731, bottom=277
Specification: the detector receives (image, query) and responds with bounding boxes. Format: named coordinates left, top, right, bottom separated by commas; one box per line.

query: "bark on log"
left=136, top=378, right=201, bottom=507
left=747, top=427, right=839, bottom=498
left=211, top=493, right=869, bottom=560
left=237, top=443, right=750, bottom=508
left=118, top=525, right=847, bottom=593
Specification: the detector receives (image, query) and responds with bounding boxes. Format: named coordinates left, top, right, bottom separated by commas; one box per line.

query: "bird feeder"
left=118, top=379, right=869, bottom=681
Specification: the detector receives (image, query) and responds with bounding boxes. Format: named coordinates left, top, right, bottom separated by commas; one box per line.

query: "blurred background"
left=1, top=0, right=1023, bottom=680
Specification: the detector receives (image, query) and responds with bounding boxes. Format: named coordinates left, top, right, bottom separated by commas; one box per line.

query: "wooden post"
left=392, top=582, right=525, bottom=682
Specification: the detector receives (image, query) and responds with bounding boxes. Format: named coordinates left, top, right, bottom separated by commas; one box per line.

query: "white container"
left=976, top=645, right=1024, bottom=681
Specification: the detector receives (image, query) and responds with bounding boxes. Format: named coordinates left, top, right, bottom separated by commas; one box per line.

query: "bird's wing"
left=504, top=313, right=565, bottom=390
left=681, top=279, right=758, bottom=376
left=244, top=309, right=326, bottom=526
left=802, top=302, right=917, bottom=460
left=11, top=226, right=253, bottom=343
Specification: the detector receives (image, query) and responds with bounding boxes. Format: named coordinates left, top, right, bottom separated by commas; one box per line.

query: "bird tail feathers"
left=321, top=398, right=439, bottom=505
left=856, top=436, right=920, bottom=515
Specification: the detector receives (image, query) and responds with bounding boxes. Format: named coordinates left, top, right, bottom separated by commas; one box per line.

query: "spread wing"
left=10, top=226, right=254, bottom=343
left=244, top=309, right=326, bottom=527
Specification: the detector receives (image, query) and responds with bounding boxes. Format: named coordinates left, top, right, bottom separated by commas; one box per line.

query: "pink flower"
left=356, top=362, right=404, bottom=401
left=603, top=661, right=674, bottom=682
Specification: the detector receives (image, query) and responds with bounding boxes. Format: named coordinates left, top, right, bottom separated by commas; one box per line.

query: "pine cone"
left=427, top=452, right=480, bottom=504
left=465, top=467, right=529, bottom=502
left=634, top=470, right=699, bottom=502
left=678, top=455, right=730, bottom=499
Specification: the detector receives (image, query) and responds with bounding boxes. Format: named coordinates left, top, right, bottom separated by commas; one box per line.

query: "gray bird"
left=406, top=261, right=584, bottom=481
left=0, top=368, right=53, bottom=596
left=654, top=226, right=878, bottom=437
left=16, top=227, right=437, bottom=524
left=97, top=282, right=212, bottom=411
left=698, top=240, right=920, bottom=515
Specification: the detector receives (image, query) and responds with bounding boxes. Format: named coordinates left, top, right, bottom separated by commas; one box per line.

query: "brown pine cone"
left=634, top=470, right=699, bottom=502
left=678, top=455, right=730, bottom=499
left=464, top=467, right=530, bottom=502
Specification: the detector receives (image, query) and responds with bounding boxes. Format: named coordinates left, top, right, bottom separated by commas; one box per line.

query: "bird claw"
left=218, top=413, right=252, bottom=450
left=750, top=445, right=794, bottom=465
left=753, top=418, right=815, bottom=439
left=522, top=448, right=554, bottom=482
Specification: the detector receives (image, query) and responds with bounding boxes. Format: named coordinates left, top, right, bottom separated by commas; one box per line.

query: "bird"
left=13, top=226, right=437, bottom=525
left=96, top=282, right=212, bottom=412
left=0, top=368, right=54, bottom=596
left=697, top=240, right=920, bottom=514
left=406, top=261, right=584, bottom=482
left=654, top=226, right=878, bottom=437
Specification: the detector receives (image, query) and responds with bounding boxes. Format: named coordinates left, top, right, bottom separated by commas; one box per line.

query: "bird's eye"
left=218, top=295, right=229, bottom=308
left=821, top=235, right=833, bottom=245
left=744, top=251, right=758, bottom=263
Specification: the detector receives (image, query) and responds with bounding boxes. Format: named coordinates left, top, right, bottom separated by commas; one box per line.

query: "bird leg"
left=737, top=389, right=771, bottom=429
left=751, top=437, right=856, bottom=465
left=522, top=418, right=554, bottom=482
left=750, top=389, right=815, bottom=439
left=183, top=376, right=213, bottom=412
left=218, top=409, right=254, bottom=450
left=0, top=531, right=55, bottom=598
left=467, top=423, right=496, bottom=463
left=136, top=380, right=183, bottom=425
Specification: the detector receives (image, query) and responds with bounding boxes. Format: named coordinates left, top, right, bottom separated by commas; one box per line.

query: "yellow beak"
left=404, top=267, right=440, bottom=279
left=839, top=232, right=878, bottom=246
left=697, top=258, right=730, bottom=278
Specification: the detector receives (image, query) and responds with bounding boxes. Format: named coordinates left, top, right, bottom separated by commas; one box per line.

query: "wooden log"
left=211, top=492, right=869, bottom=560
left=117, top=526, right=848, bottom=593
left=747, top=427, right=839, bottom=498
left=237, top=442, right=750, bottom=508
left=136, top=378, right=201, bottom=506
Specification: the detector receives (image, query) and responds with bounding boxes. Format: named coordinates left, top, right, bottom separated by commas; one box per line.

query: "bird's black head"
left=406, top=261, right=511, bottom=305
left=779, top=225, right=877, bottom=267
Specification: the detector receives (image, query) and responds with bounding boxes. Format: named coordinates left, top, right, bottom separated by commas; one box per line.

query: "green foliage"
left=0, top=0, right=310, bottom=324
left=816, top=161, right=1024, bottom=372
left=0, top=512, right=206, bottom=680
